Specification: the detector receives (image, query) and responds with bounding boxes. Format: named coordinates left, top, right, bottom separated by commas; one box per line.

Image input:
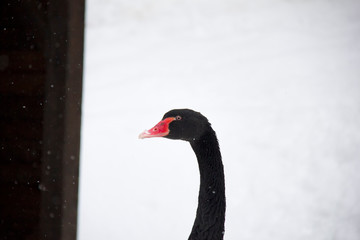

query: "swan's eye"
left=176, top=116, right=182, bottom=120
left=153, top=127, right=158, bottom=131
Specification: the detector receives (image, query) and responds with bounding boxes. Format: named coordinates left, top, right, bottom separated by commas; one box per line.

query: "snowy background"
left=78, top=0, right=360, bottom=239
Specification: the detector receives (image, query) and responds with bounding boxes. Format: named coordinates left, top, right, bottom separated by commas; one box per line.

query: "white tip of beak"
left=138, top=130, right=150, bottom=139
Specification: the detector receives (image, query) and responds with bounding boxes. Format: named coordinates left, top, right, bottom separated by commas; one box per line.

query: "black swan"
left=139, top=109, right=225, bottom=240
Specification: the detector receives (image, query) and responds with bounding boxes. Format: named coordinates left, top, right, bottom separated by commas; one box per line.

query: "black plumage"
left=141, top=109, right=226, bottom=240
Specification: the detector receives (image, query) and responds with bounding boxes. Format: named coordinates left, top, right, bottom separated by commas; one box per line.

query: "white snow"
left=78, top=0, right=360, bottom=239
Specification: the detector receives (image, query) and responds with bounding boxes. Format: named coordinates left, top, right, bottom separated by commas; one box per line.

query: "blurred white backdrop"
left=78, top=0, right=360, bottom=239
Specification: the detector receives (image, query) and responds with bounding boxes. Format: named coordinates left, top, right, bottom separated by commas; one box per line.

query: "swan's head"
left=139, top=109, right=211, bottom=141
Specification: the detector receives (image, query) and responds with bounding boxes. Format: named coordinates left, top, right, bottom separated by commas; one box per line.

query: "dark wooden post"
left=0, top=0, right=84, bottom=239
left=40, top=0, right=84, bottom=239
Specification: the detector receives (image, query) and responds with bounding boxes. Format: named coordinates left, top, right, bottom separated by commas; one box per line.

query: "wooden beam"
left=40, top=0, right=84, bottom=239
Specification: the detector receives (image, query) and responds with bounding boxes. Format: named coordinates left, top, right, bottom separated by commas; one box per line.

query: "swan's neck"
left=189, top=129, right=225, bottom=240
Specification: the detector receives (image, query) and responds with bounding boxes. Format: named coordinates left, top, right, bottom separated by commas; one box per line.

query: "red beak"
left=139, top=117, right=175, bottom=139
